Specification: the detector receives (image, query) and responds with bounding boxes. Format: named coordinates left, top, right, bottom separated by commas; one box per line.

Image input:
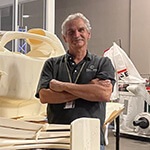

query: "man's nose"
left=74, top=30, right=80, bottom=37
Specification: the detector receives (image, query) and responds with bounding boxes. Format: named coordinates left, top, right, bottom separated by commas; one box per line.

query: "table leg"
left=116, top=116, right=120, bottom=150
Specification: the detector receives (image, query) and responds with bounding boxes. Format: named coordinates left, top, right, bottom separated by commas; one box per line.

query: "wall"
left=55, top=0, right=150, bottom=76
left=130, top=0, right=150, bottom=75
left=55, top=0, right=130, bottom=56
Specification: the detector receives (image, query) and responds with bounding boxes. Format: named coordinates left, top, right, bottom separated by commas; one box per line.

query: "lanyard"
left=64, top=55, right=86, bottom=109
left=65, top=56, right=86, bottom=83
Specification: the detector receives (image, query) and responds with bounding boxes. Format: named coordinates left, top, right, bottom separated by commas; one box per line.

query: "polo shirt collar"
left=65, top=50, right=91, bottom=61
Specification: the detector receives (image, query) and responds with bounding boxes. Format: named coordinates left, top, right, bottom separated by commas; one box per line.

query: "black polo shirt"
left=36, top=51, right=115, bottom=145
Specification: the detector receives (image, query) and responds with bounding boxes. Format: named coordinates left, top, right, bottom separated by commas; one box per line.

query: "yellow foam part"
left=27, top=28, right=46, bottom=45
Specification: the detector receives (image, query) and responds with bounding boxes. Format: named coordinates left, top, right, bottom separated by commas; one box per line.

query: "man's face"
left=63, top=18, right=91, bottom=50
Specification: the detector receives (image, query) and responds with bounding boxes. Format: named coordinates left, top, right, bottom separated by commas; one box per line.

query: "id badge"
left=64, top=101, right=75, bottom=109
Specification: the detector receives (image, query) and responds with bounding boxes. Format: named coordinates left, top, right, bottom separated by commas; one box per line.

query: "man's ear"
left=62, top=35, right=67, bottom=43
left=88, top=32, right=91, bottom=40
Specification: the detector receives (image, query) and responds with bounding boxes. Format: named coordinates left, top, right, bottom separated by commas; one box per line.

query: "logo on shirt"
left=86, top=65, right=97, bottom=72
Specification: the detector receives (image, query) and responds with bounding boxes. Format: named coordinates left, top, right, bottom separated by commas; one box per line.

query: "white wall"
left=55, top=0, right=150, bottom=76
left=130, top=0, right=150, bottom=75
left=55, top=0, right=130, bottom=56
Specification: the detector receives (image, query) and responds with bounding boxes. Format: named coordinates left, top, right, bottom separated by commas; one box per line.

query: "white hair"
left=61, top=13, right=92, bottom=35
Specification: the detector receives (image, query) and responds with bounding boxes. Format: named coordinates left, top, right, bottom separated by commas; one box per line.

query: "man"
left=36, top=13, right=115, bottom=150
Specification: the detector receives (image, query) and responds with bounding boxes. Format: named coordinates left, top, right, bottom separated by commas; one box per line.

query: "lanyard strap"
left=65, top=56, right=86, bottom=83
left=64, top=55, right=86, bottom=109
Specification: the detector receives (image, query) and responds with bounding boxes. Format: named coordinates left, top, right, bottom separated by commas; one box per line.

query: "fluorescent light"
left=23, top=15, right=30, bottom=18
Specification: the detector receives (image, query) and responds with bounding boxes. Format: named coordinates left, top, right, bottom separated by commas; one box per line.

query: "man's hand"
left=50, top=79, right=65, bottom=92
left=90, top=78, right=111, bottom=87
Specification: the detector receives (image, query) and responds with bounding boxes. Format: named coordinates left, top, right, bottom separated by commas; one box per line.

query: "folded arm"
left=39, top=78, right=113, bottom=104
left=39, top=88, right=78, bottom=104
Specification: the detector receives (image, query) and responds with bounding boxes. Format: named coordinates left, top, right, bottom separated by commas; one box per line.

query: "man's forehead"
left=66, top=19, right=86, bottom=30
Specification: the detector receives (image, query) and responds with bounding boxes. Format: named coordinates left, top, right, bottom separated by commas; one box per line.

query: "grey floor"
left=106, top=129, right=150, bottom=150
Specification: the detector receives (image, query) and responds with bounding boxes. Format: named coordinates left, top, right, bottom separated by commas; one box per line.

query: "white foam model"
left=0, top=28, right=66, bottom=118
left=0, top=117, right=100, bottom=150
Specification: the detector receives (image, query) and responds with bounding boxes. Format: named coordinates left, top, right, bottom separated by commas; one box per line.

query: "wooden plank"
left=0, top=143, right=70, bottom=150
left=0, top=117, right=43, bottom=131
left=0, top=126, right=36, bottom=139
left=0, top=126, right=70, bottom=140
left=45, top=124, right=70, bottom=131
left=0, top=137, right=70, bottom=146
left=39, top=131, right=70, bottom=139
left=104, top=102, right=124, bottom=127
left=0, top=118, right=100, bottom=150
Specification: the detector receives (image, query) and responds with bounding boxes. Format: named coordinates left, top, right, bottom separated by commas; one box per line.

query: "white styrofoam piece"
left=0, top=98, right=46, bottom=118
left=0, top=53, right=45, bottom=100
left=0, top=29, right=66, bottom=119
left=71, top=118, right=100, bottom=150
